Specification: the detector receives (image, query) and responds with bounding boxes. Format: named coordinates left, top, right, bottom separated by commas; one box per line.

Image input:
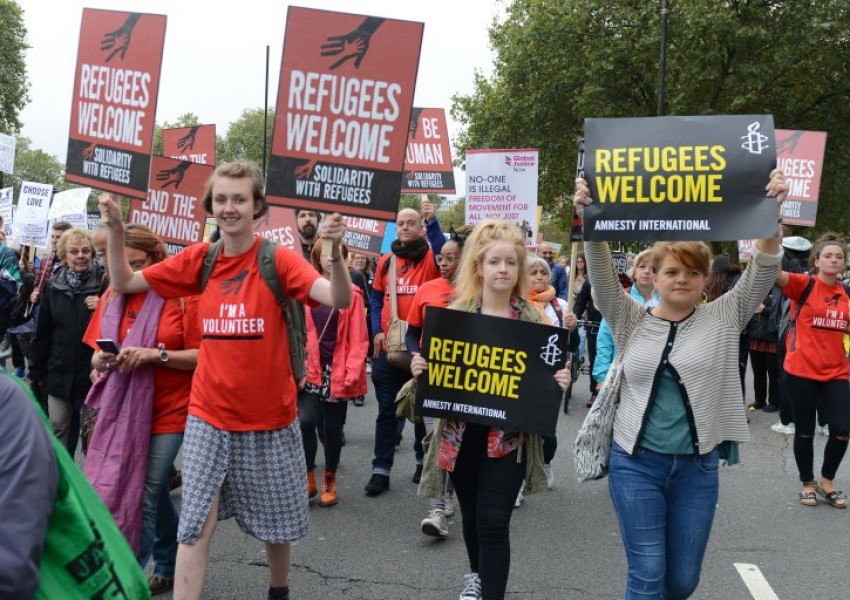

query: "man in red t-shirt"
left=365, top=200, right=445, bottom=494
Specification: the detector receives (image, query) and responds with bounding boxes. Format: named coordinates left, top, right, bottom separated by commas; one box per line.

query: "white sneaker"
left=544, top=463, right=555, bottom=490
left=771, top=422, right=795, bottom=435
left=819, top=424, right=830, bottom=436
left=514, top=482, right=525, bottom=507
left=459, top=572, right=482, bottom=600
left=442, top=491, right=455, bottom=518
left=421, top=509, right=449, bottom=538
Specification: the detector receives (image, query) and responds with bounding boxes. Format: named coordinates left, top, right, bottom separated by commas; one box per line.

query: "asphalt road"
left=149, top=371, right=848, bottom=600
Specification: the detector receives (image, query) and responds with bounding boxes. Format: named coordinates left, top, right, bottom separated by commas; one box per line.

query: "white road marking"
left=734, top=563, right=780, bottom=600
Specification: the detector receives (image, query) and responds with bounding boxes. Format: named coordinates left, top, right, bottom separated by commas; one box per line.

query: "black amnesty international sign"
left=582, top=115, right=777, bottom=242
left=414, top=307, right=569, bottom=437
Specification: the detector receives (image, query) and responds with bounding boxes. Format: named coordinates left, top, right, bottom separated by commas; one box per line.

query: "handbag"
left=574, top=313, right=644, bottom=482
left=385, top=255, right=412, bottom=371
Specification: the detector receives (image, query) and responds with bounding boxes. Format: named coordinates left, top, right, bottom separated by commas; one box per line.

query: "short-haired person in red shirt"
left=98, top=160, right=353, bottom=600
left=777, top=232, right=850, bottom=509
left=365, top=200, right=446, bottom=494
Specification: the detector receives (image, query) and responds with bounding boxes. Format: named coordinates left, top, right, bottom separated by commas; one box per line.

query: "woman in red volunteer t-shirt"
left=777, top=232, right=850, bottom=509
left=83, top=224, right=200, bottom=594
left=98, top=160, right=353, bottom=600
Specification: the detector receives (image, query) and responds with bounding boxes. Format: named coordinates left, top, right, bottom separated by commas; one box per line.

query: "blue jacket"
left=550, top=263, right=568, bottom=301
left=593, top=285, right=659, bottom=383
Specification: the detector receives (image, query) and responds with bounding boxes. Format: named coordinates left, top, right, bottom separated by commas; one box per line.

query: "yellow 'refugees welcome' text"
left=595, top=145, right=727, bottom=204
left=427, top=337, right=526, bottom=400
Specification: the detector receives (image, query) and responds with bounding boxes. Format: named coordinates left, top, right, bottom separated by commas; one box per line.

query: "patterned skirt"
left=177, top=415, right=309, bottom=545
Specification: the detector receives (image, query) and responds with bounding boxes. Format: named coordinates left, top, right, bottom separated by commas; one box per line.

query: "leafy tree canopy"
left=453, top=0, right=850, bottom=242
left=0, top=0, right=29, bottom=133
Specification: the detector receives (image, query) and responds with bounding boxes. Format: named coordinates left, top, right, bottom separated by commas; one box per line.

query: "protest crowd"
left=2, top=6, right=849, bottom=600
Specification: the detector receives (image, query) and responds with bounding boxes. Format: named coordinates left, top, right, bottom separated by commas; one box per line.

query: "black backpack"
left=200, top=238, right=308, bottom=382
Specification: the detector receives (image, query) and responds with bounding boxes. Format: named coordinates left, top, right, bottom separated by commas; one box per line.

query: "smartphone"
left=96, top=339, right=121, bottom=354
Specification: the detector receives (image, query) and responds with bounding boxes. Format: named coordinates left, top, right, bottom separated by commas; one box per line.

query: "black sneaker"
left=763, top=404, right=779, bottom=413
left=412, top=464, right=423, bottom=484
left=268, top=586, right=290, bottom=600
left=364, top=473, right=390, bottom=495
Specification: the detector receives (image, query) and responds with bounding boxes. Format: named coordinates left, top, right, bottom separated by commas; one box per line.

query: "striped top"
left=585, top=241, right=782, bottom=455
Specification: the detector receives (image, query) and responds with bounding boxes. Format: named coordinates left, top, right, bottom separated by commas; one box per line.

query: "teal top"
left=639, top=368, right=693, bottom=454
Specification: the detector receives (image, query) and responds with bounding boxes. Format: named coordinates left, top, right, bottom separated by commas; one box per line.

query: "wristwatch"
left=157, top=343, right=169, bottom=364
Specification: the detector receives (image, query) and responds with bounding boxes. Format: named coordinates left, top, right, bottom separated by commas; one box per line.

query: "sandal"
left=799, top=482, right=818, bottom=507
left=815, top=484, right=848, bottom=509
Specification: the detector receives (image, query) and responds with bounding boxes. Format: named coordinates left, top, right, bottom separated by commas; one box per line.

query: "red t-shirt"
left=83, top=292, right=201, bottom=434
left=407, top=277, right=455, bottom=328
left=783, top=272, right=850, bottom=381
left=373, top=250, right=440, bottom=334
left=142, top=238, right=321, bottom=431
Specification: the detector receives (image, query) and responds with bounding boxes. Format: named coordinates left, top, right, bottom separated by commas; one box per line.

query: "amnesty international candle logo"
left=741, top=122, right=770, bottom=155
left=415, top=307, right=569, bottom=437
left=582, top=115, right=777, bottom=242
left=539, top=334, right=563, bottom=367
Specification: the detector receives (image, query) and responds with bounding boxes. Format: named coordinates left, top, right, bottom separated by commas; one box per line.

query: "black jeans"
left=738, top=334, right=749, bottom=401
left=749, top=349, right=778, bottom=407
left=586, top=329, right=599, bottom=394
left=449, top=424, right=525, bottom=600
left=785, top=373, right=850, bottom=482
left=298, top=390, right=346, bottom=473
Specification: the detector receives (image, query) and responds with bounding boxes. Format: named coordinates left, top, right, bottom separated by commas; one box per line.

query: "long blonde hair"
left=453, top=220, right=529, bottom=306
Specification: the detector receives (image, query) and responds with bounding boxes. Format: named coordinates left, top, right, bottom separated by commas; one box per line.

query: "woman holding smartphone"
left=82, top=224, right=200, bottom=596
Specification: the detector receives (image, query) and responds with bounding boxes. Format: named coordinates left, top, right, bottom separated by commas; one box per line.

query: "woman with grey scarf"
left=29, top=228, right=103, bottom=455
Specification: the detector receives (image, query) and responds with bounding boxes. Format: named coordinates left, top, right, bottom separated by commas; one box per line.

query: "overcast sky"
left=16, top=0, right=504, bottom=197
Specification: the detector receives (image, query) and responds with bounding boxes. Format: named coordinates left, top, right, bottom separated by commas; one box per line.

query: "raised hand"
left=82, top=143, right=97, bottom=160
left=98, top=192, right=122, bottom=227
left=100, top=13, right=141, bottom=62
left=321, top=17, right=385, bottom=70
left=319, top=212, right=347, bottom=247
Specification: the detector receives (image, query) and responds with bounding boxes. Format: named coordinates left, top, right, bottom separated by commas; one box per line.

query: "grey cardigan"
left=585, top=241, right=782, bottom=455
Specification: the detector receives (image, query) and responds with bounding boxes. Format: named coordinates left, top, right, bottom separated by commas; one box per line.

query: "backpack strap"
left=257, top=237, right=287, bottom=308
left=200, top=240, right=224, bottom=291
left=788, top=276, right=816, bottom=352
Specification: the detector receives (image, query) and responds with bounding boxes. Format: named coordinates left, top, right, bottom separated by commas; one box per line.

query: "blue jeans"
left=371, top=352, right=412, bottom=475
left=609, top=442, right=719, bottom=600
left=137, top=433, right=183, bottom=579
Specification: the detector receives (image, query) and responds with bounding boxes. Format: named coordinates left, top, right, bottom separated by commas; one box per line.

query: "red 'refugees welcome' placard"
left=266, top=7, right=424, bottom=221
left=66, top=9, right=167, bottom=199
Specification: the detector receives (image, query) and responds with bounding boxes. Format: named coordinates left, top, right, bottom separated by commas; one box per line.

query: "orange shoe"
left=319, top=471, right=338, bottom=507
left=307, top=469, right=317, bottom=499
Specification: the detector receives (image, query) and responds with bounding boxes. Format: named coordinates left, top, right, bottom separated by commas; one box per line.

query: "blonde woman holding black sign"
left=412, top=220, right=571, bottom=600
left=573, top=168, right=787, bottom=600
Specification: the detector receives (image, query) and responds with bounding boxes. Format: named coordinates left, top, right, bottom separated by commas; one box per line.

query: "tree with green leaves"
left=219, top=107, right=274, bottom=168
left=0, top=0, right=29, bottom=134
left=453, top=0, right=850, bottom=241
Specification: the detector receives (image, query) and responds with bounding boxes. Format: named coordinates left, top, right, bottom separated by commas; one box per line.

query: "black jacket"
left=29, top=265, right=102, bottom=400
left=574, top=279, right=602, bottom=325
